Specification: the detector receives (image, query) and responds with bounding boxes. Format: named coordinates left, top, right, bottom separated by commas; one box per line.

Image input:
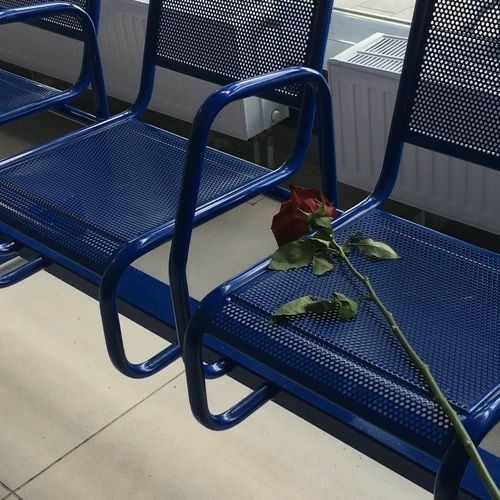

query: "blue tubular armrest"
left=435, top=389, right=500, bottom=500
left=169, top=66, right=336, bottom=429
left=0, top=2, right=109, bottom=119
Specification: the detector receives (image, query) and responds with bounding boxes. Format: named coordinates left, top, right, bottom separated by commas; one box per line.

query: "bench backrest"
left=0, top=0, right=99, bottom=39
left=402, top=0, right=499, bottom=170
left=144, top=0, right=334, bottom=108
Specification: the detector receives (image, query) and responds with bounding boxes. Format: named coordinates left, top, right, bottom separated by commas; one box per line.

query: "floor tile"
left=359, top=0, right=414, bottom=14
left=0, top=484, right=10, bottom=499
left=0, top=111, right=80, bottom=160
left=398, top=6, right=415, bottom=21
left=19, top=376, right=429, bottom=500
left=133, top=196, right=281, bottom=300
left=0, top=272, right=183, bottom=489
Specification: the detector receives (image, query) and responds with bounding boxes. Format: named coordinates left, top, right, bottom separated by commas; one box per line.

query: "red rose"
left=271, top=186, right=336, bottom=247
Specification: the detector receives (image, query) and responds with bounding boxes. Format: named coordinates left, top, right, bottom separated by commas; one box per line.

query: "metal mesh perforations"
left=0, top=0, right=89, bottom=35
left=155, top=0, right=318, bottom=106
left=407, top=0, right=500, bottom=160
left=0, top=70, right=61, bottom=114
left=208, top=210, right=500, bottom=455
left=0, top=119, right=270, bottom=272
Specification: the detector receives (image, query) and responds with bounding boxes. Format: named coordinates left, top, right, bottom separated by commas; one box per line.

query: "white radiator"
left=0, top=0, right=288, bottom=140
left=329, top=33, right=500, bottom=235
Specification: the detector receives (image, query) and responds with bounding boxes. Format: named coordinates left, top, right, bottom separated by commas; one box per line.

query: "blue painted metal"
left=169, top=67, right=337, bottom=341
left=180, top=209, right=500, bottom=445
left=0, top=240, right=18, bottom=264
left=0, top=240, right=17, bottom=257
left=149, top=0, right=334, bottom=109
left=0, top=1, right=108, bottom=124
left=435, top=389, right=500, bottom=499
left=0, top=254, right=46, bottom=287
left=50, top=259, right=499, bottom=499
left=0, top=0, right=335, bottom=379
left=173, top=0, right=500, bottom=497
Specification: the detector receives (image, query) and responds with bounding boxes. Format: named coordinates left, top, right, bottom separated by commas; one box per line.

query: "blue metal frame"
left=169, top=67, right=337, bottom=340
left=0, top=0, right=335, bottom=379
left=0, top=1, right=108, bottom=125
left=36, top=257, right=498, bottom=499
left=102, top=67, right=335, bottom=378
left=170, top=0, right=499, bottom=497
left=129, top=0, right=335, bottom=112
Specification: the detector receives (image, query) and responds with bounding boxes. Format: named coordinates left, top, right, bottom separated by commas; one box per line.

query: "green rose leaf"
left=342, top=232, right=364, bottom=254
left=354, top=238, right=401, bottom=260
left=307, top=293, right=358, bottom=320
left=342, top=240, right=351, bottom=254
left=269, top=237, right=333, bottom=272
left=270, top=293, right=358, bottom=323
left=312, top=253, right=335, bottom=276
left=312, top=216, right=333, bottom=230
left=268, top=238, right=316, bottom=271
left=333, top=292, right=359, bottom=320
left=270, top=296, right=317, bottom=322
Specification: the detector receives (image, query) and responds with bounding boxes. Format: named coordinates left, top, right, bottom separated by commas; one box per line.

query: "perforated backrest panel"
left=405, top=0, right=500, bottom=168
left=0, top=0, right=94, bottom=38
left=154, top=0, right=327, bottom=107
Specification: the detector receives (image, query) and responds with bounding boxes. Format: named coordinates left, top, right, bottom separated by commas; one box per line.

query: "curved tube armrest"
left=170, top=66, right=337, bottom=339
left=0, top=3, right=109, bottom=118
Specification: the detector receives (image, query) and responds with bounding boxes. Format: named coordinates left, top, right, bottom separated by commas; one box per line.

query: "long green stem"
left=331, top=240, right=499, bottom=499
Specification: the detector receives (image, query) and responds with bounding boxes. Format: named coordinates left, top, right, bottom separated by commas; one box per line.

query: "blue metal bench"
left=0, top=0, right=335, bottom=378
left=170, top=0, right=500, bottom=498
left=0, top=0, right=108, bottom=124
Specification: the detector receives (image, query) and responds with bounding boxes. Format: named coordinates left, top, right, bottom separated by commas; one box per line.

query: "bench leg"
left=0, top=253, right=46, bottom=288
left=99, top=251, right=232, bottom=379
left=434, top=394, right=500, bottom=499
left=184, top=312, right=275, bottom=430
left=99, top=266, right=182, bottom=378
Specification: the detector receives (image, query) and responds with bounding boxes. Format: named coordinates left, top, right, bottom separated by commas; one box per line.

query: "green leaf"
left=269, top=236, right=335, bottom=272
left=306, top=293, right=358, bottom=320
left=312, top=216, right=333, bottom=230
left=342, top=240, right=351, bottom=254
left=270, top=296, right=317, bottom=322
left=348, top=231, right=364, bottom=243
left=305, top=299, right=338, bottom=314
left=312, top=224, right=334, bottom=244
left=353, top=238, right=401, bottom=260
left=312, top=253, right=335, bottom=276
left=271, top=293, right=359, bottom=323
left=268, top=238, right=317, bottom=271
left=333, top=292, right=359, bottom=320
left=309, top=236, right=331, bottom=248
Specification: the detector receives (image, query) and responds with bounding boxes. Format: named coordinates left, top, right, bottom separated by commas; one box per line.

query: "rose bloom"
left=271, top=186, right=336, bottom=247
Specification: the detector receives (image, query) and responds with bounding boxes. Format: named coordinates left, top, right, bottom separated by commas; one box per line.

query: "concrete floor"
left=0, top=112, right=433, bottom=499
left=336, top=0, right=415, bottom=21
left=0, top=109, right=498, bottom=499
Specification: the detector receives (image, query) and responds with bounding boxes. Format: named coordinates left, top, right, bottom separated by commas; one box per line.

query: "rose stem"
left=330, top=239, right=499, bottom=499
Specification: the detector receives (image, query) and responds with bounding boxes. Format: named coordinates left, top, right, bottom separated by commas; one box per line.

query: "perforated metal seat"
left=204, top=209, right=500, bottom=457
left=0, top=0, right=107, bottom=125
left=173, top=4, right=500, bottom=496
left=0, top=0, right=334, bottom=380
left=0, top=118, right=269, bottom=274
left=0, top=69, right=61, bottom=114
